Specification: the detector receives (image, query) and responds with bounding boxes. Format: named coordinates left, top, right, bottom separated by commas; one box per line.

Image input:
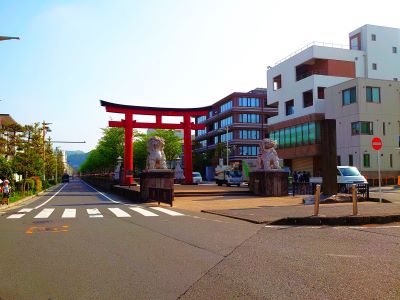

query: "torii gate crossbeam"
left=100, top=100, right=210, bottom=185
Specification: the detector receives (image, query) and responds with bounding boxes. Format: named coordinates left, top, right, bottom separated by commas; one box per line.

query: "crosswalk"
left=6, top=206, right=184, bottom=220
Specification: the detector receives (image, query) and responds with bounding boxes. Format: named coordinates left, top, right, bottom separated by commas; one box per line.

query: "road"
left=1, top=179, right=399, bottom=299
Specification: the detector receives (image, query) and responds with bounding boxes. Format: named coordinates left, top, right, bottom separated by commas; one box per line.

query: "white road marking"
left=87, top=208, right=103, bottom=218
left=129, top=207, right=158, bottom=217
left=34, top=208, right=55, bottom=219
left=19, top=208, right=33, bottom=213
left=81, top=181, right=121, bottom=204
left=7, top=214, right=25, bottom=219
left=34, top=184, right=68, bottom=209
left=150, top=207, right=184, bottom=216
left=62, top=209, right=76, bottom=218
left=326, top=254, right=362, bottom=258
left=108, top=208, right=131, bottom=217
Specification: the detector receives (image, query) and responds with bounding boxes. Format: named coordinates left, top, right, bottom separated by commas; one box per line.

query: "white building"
left=266, top=24, right=400, bottom=177
left=326, top=78, right=400, bottom=178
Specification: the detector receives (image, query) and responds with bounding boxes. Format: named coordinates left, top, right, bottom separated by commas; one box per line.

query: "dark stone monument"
left=140, top=170, right=174, bottom=206
left=249, top=170, right=289, bottom=196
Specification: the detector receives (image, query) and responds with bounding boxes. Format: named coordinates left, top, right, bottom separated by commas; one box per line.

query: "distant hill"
left=66, top=151, right=89, bottom=170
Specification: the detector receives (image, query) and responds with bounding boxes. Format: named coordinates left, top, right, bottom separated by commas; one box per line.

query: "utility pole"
left=42, top=121, right=52, bottom=181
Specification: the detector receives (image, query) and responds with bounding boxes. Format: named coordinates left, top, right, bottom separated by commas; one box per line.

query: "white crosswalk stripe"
left=7, top=213, right=25, bottom=219
left=129, top=207, right=158, bottom=217
left=108, top=207, right=131, bottom=218
left=87, top=208, right=103, bottom=218
left=62, top=208, right=76, bottom=218
left=150, top=207, right=184, bottom=216
left=34, top=208, right=55, bottom=219
left=5, top=206, right=184, bottom=220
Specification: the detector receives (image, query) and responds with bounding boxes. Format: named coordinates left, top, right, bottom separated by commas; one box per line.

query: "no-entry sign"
left=371, top=137, right=382, bottom=151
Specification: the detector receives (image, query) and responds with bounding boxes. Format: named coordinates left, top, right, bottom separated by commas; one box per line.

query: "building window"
left=220, top=132, right=233, bottom=142
left=199, top=140, right=207, bottom=147
left=239, top=146, right=258, bottom=156
left=390, top=154, right=393, bottom=168
left=317, top=87, right=325, bottom=99
left=349, top=154, right=353, bottom=166
left=239, top=97, right=259, bottom=107
left=285, top=100, right=294, bottom=115
left=383, top=122, right=386, bottom=136
left=273, top=75, right=282, bottom=90
left=371, top=34, right=376, bottom=41
left=296, top=125, right=302, bottom=146
left=213, top=122, right=219, bottom=130
left=197, top=129, right=206, bottom=136
left=220, top=101, right=232, bottom=113
left=366, top=86, right=380, bottom=103
left=290, top=127, right=296, bottom=146
left=393, top=47, right=397, bottom=54
left=372, top=63, right=377, bottom=70
left=197, top=116, right=207, bottom=123
left=214, top=136, right=219, bottom=144
left=342, top=87, right=356, bottom=105
left=220, top=116, right=233, bottom=127
left=363, top=154, right=370, bottom=168
left=239, top=114, right=259, bottom=123
left=303, top=90, right=313, bottom=108
left=239, top=130, right=260, bottom=140
left=351, top=121, right=374, bottom=135
left=350, top=35, right=360, bottom=50
left=337, top=156, right=341, bottom=166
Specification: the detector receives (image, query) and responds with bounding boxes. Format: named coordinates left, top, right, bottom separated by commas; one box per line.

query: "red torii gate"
left=100, top=100, right=211, bottom=185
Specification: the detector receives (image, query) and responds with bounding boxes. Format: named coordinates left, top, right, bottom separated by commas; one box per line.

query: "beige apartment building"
left=325, top=78, right=400, bottom=178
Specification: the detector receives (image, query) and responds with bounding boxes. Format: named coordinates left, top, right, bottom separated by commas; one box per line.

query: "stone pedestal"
left=249, top=170, right=289, bottom=196
left=140, top=170, right=174, bottom=206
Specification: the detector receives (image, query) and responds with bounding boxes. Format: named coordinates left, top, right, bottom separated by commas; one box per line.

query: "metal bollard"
left=313, top=184, right=321, bottom=216
left=352, top=184, right=358, bottom=215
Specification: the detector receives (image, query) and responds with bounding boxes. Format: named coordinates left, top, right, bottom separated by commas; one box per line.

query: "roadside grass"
left=9, top=190, right=36, bottom=203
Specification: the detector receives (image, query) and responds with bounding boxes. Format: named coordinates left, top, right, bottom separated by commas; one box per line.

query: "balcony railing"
left=274, top=41, right=350, bottom=66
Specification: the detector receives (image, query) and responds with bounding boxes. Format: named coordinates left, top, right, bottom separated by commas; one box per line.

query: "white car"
left=337, top=166, right=368, bottom=192
left=192, top=172, right=203, bottom=184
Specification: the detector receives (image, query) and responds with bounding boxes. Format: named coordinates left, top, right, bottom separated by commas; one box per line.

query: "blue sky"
left=1, top=0, right=399, bottom=152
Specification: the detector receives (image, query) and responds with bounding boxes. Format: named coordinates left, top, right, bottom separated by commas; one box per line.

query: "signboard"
left=371, top=137, right=382, bottom=151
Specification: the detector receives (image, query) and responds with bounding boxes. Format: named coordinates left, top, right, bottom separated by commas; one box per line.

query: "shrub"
left=31, top=176, right=42, bottom=192
left=24, top=178, right=35, bottom=191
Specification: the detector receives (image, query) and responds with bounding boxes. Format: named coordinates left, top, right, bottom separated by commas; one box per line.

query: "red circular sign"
left=371, top=137, right=382, bottom=151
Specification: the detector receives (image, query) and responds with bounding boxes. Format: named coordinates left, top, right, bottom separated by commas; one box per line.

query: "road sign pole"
left=377, top=150, right=382, bottom=204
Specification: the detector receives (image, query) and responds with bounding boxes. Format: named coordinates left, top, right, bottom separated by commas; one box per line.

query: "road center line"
left=34, top=184, right=68, bottom=209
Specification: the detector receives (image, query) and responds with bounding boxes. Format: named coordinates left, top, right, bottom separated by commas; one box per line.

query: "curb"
left=201, top=210, right=265, bottom=224
left=0, top=185, right=61, bottom=212
left=270, top=214, right=400, bottom=226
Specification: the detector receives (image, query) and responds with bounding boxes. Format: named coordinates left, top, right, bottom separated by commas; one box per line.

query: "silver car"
left=192, top=172, right=203, bottom=184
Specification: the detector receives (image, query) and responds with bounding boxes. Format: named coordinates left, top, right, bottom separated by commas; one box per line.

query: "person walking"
left=2, top=179, right=11, bottom=205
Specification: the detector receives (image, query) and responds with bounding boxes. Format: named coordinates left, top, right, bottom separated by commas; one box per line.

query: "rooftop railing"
left=274, top=41, right=350, bottom=66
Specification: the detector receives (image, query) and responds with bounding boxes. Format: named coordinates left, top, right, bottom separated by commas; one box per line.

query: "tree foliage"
left=79, top=129, right=182, bottom=174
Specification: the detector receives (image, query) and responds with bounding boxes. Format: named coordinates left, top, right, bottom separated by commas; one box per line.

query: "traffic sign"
left=371, top=137, right=382, bottom=151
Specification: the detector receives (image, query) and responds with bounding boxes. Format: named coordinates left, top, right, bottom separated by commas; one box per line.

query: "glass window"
left=284, top=128, right=290, bottom=148
left=220, top=116, right=232, bottom=127
left=239, top=114, right=259, bottom=123
left=337, top=156, right=341, bottom=166
left=315, top=122, right=321, bottom=143
left=372, top=63, right=377, bottom=70
left=220, top=101, right=232, bottom=113
left=349, top=154, right=353, bottom=166
left=363, top=154, right=370, bottom=168
left=200, top=140, right=207, bottom=147
left=308, top=122, right=315, bottom=143
left=285, top=100, right=294, bottom=115
left=390, top=154, right=393, bottom=168
left=290, top=127, right=296, bottom=147
left=342, top=87, right=356, bottom=105
left=393, top=47, right=397, bottom=54
left=302, top=123, right=309, bottom=144
left=197, top=116, right=207, bottom=123
left=279, top=129, right=284, bottom=148
left=214, top=136, right=219, bottom=144
left=371, top=34, right=376, bottom=41
left=366, top=87, right=380, bottom=103
left=239, top=97, right=259, bottom=107
left=197, top=129, right=206, bottom=136
left=351, top=122, right=360, bottom=135
left=350, top=36, right=359, bottom=50
left=360, top=122, right=373, bottom=135
left=296, top=125, right=303, bottom=146
left=214, top=122, right=219, bottom=130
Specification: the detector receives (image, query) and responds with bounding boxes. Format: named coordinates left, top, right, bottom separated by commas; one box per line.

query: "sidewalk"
left=147, top=185, right=400, bottom=225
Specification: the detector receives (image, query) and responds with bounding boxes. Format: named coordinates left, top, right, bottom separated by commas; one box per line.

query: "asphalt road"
left=1, top=179, right=399, bottom=299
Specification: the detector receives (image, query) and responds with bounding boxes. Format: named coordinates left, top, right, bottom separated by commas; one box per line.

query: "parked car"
left=337, top=166, right=367, bottom=192
left=192, top=172, right=203, bottom=184
left=62, top=173, right=70, bottom=183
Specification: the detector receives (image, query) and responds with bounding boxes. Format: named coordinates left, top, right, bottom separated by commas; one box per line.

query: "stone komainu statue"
left=146, top=136, right=168, bottom=170
left=257, top=138, right=280, bottom=170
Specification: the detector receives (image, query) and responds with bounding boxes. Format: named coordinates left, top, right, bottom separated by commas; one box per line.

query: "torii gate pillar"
left=124, top=112, right=134, bottom=185
left=183, top=114, right=193, bottom=184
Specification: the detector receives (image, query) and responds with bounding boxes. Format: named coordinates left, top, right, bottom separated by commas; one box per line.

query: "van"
left=337, top=166, right=367, bottom=192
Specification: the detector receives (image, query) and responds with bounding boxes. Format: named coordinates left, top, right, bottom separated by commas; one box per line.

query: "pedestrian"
left=293, top=171, right=298, bottom=183
left=2, top=179, right=11, bottom=205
